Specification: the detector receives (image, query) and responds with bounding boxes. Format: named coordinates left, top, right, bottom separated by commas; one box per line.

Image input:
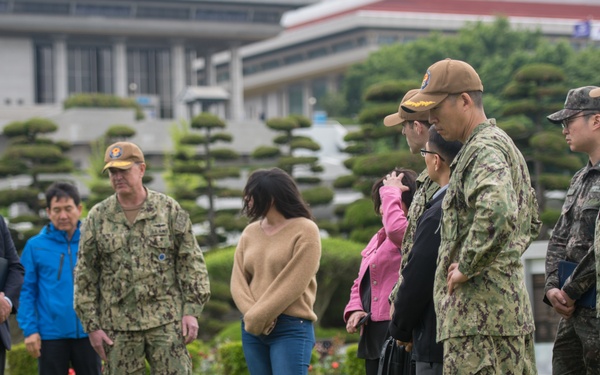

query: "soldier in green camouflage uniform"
left=402, top=59, right=541, bottom=374
left=591, top=86, right=600, bottom=317
left=74, top=142, right=210, bottom=375
left=383, top=89, right=440, bottom=304
left=544, top=86, right=600, bottom=374
left=596, top=213, right=600, bottom=316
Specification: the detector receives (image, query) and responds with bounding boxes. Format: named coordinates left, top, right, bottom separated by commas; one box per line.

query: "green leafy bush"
left=63, top=93, right=144, bottom=120
left=7, top=342, right=37, bottom=375
left=219, top=341, right=249, bottom=375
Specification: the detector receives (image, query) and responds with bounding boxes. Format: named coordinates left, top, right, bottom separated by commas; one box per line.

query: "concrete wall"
left=0, top=37, right=34, bottom=107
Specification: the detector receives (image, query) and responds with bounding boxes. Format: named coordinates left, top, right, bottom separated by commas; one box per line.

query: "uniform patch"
left=109, top=146, right=123, bottom=159
left=421, top=69, right=431, bottom=89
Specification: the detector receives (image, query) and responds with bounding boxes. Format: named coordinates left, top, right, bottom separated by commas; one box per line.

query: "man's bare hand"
left=447, top=263, right=468, bottom=295
left=0, top=293, right=11, bottom=323
left=182, top=315, right=199, bottom=344
left=89, top=329, right=113, bottom=361
left=546, top=288, right=575, bottom=319
left=396, top=340, right=413, bottom=352
left=24, top=333, right=41, bottom=358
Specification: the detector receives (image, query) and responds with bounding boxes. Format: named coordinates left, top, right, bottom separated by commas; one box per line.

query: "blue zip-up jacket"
left=17, top=222, right=88, bottom=340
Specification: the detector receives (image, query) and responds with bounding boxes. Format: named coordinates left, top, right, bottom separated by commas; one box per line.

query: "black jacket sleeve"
left=389, top=201, right=441, bottom=342
left=0, top=216, right=24, bottom=313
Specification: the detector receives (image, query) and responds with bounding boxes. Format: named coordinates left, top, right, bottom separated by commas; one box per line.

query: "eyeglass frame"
left=561, top=111, right=597, bottom=130
left=420, top=148, right=445, bottom=162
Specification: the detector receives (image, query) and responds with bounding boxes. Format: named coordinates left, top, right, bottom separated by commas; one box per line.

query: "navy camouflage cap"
left=547, top=86, right=600, bottom=124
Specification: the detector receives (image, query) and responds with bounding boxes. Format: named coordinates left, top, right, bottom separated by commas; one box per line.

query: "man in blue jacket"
left=17, top=182, right=101, bottom=375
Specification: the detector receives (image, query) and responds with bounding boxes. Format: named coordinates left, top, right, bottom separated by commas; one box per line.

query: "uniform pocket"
left=441, top=191, right=458, bottom=241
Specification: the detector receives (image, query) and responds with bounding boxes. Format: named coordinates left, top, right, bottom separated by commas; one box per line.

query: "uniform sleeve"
left=230, top=233, right=256, bottom=314
left=544, top=185, right=576, bottom=293
left=563, top=245, right=596, bottom=300
left=173, top=207, right=210, bottom=318
left=456, top=149, right=519, bottom=278
left=243, top=225, right=321, bottom=335
left=74, top=216, right=102, bottom=332
left=16, top=241, right=38, bottom=336
left=390, top=207, right=440, bottom=342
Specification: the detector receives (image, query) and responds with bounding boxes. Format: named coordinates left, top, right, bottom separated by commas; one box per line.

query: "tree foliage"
left=165, top=114, right=241, bottom=249
left=253, top=115, right=335, bottom=208
left=338, top=16, right=596, bottom=235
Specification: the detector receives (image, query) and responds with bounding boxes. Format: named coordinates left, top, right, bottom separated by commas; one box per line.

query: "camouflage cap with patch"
left=547, top=86, right=600, bottom=124
left=102, top=142, right=145, bottom=172
left=383, top=89, right=430, bottom=127
left=401, top=58, right=483, bottom=113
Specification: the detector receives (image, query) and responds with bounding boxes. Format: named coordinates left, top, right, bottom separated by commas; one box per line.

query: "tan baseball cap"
left=383, top=89, right=430, bottom=127
left=102, top=142, right=145, bottom=172
left=590, top=87, right=600, bottom=98
left=401, top=58, right=483, bottom=113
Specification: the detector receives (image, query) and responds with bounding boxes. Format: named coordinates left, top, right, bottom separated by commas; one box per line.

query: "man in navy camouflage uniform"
left=74, top=142, right=210, bottom=374
left=402, top=58, right=541, bottom=374
left=383, top=89, right=440, bottom=305
left=545, top=86, right=600, bottom=374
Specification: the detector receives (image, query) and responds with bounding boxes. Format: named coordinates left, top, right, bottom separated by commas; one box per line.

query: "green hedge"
left=219, top=342, right=249, bottom=375
left=63, top=93, right=144, bottom=120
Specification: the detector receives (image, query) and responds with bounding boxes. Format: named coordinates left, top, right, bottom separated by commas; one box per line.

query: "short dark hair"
left=45, top=181, right=81, bottom=208
left=428, top=125, right=462, bottom=165
left=242, top=168, right=313, bottom=222
left=371, top=168, right=418, bottom=214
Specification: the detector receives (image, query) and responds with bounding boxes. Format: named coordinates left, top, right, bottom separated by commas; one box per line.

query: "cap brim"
left=590, top=88, right=600, bottom=98
left=383, top=113, right=402, bottom=127
left=546, top=108, right=581, bottom=124
left=401, top=92, right=448, bottom=113
left=102, top=160, right=134, bottom=172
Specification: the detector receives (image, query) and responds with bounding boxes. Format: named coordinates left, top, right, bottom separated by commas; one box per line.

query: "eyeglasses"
left=561, top=112, right=594, bottom=129
left=420, top=149, right=445, bottom=161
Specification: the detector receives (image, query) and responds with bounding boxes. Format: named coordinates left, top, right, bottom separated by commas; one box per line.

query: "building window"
left=261, top=59, right=280, bottom=70
left=137, top=6, right=190, bottom=20
left=127, top=47, right=172, bottom=118
left=332, top=40, right=354, bottom=53
left=13, top=2, right=70, bottom=15
left=377, top=35, right=398, bottom=45
left=288, top=83, right=303, bottom=115
left=253, top=10, right=280, bottom=24
left=35, top=44, right=54, bottom=104
left=311, top=79, right=327, bottom=111
left=74, top=4, right=131, bottom=18
left=196, top=9, right=248, bottom=22
left=284, top=53, right=304, bottom=65
left=307, top=47, right=328, bottom=59
left=0, top=1, right=8, bottom=12
left=68, top=46, right=113, bottom=95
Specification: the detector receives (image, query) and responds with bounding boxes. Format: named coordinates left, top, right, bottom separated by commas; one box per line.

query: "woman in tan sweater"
left=231, top=167, right=321, bottom=375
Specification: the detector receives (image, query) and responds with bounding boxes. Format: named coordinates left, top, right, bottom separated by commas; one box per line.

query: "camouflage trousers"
left=442, top=333, right=536, bottom=375
left=104, top=321, right=192, bottom=375
left=553, top=307, right=600, bottom=375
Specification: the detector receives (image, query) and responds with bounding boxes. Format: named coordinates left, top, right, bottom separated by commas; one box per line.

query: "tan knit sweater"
left=230, top=217, right=321, bottom=335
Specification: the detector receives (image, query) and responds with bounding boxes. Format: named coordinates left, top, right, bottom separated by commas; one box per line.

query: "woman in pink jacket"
left=344, top=167, right=417, bottom=375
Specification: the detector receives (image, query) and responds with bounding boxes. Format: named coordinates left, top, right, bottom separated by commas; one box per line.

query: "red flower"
left=331, top=362, right=340, bottom=369
left=68, top=369, right=76, bottom=375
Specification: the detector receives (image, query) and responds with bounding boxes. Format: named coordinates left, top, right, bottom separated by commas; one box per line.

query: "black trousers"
left=38, top=338, right=101, bottom=375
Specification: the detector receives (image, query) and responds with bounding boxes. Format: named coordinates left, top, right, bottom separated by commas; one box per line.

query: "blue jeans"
left=241, top=314, right=315, bottom=375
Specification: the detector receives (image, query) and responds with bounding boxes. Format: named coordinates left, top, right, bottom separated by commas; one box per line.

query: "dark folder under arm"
left=558, top=260, right=596, bottom=308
